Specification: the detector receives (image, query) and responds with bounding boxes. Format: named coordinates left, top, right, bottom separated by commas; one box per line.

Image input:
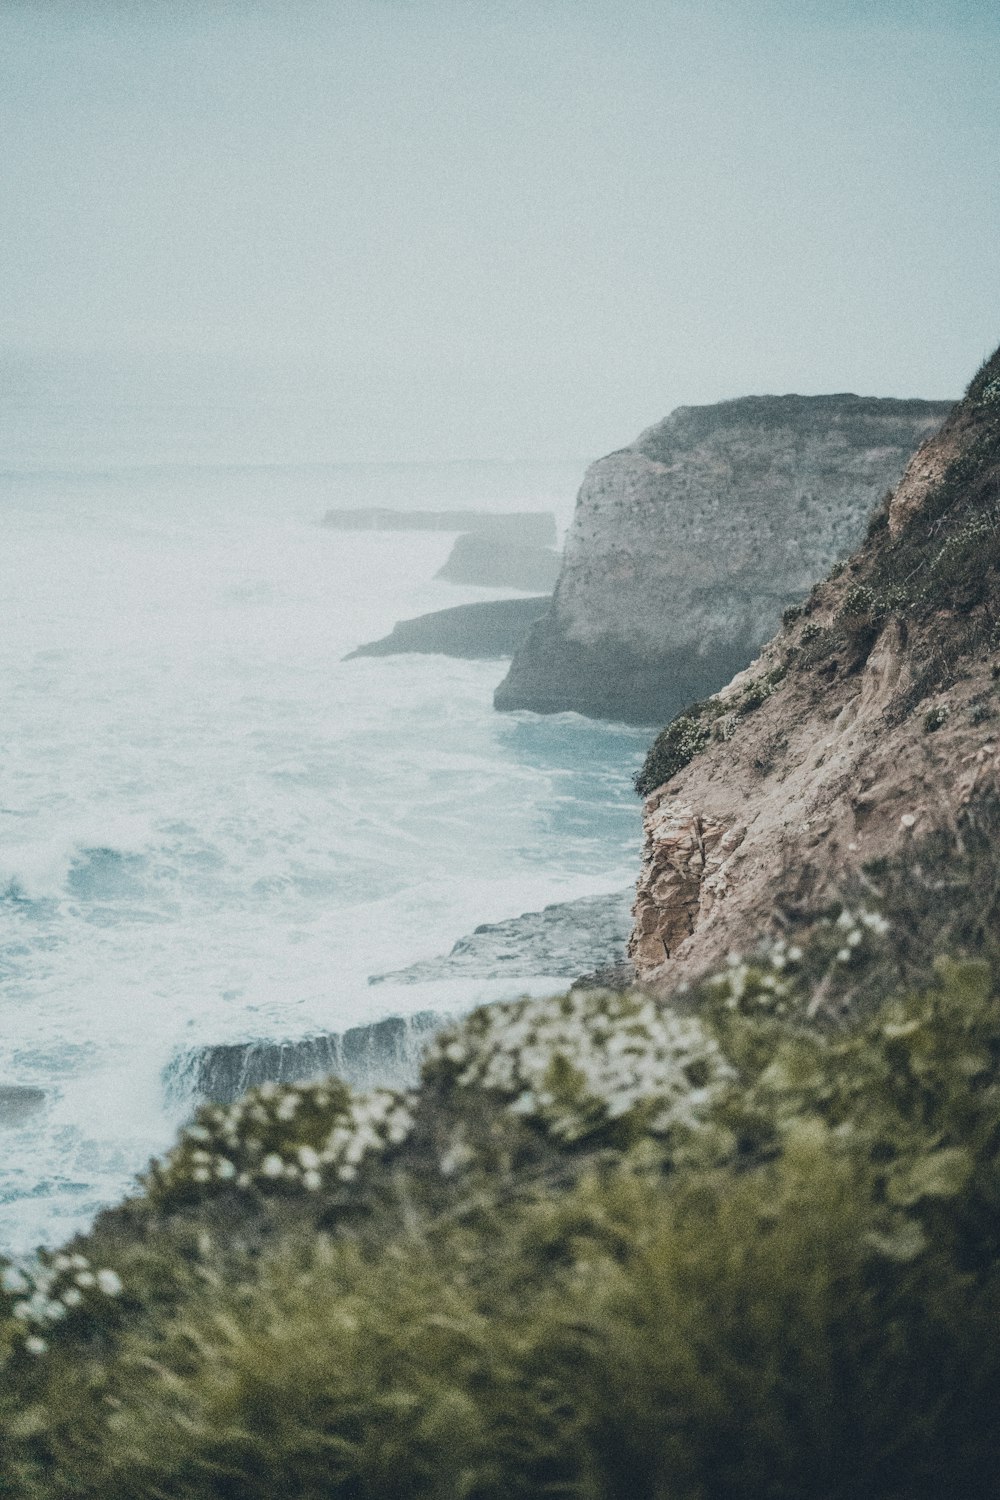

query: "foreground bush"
left=6, top=936, right=1000, bottom=1495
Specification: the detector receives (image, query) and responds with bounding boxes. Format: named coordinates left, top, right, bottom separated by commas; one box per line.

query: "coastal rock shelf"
left=369, top=890, right=634, bottom=986
left=164, top=1012, right=446, bottom=1107
left=495, top=394, right=952, bottom=724
left=345, top=595, right=551, bottom=660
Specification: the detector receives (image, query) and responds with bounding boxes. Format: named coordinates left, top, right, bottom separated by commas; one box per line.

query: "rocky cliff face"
left=495, top=395, right=951, bottom=724
left=629, top=349, right=1000, bottom=987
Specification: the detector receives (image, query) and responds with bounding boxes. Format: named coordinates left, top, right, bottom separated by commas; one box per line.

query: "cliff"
left=434, top=534, right=562, bottom=589
left=495, top=394, right=951, bottom=723
left=630, top=349, right=1000, bottom=987
left=6, top=358, right=1000, bottom=1500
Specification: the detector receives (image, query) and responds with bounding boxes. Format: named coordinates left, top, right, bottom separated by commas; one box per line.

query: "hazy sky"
left=2, top=0, right=998, bottom=460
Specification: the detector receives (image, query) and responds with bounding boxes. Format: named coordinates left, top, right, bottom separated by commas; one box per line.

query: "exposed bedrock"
left=164, top=1012, right=446, bottom=1108
left=369, top=891, right=634, bottom=987
left=495, top=394, right=951, bottom=724
left=345, top=595, right=551, bottom=661
left=322, top=509, right=556, bottom=546
left=435, top=534, right=562, bottom=590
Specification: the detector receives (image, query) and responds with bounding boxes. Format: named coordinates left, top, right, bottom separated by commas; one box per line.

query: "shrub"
left=12, top=957, right=1000, bottom=1500
left=634, top=709, right=712, bottom=797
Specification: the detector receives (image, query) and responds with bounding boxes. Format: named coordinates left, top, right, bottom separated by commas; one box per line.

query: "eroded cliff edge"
left=495, top=394, right=951, bottom=724
left=629, top=349, right=1000, bottom=987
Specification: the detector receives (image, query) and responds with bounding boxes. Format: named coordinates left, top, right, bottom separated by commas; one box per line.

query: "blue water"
left=0, top=399, right=648, bottom=1251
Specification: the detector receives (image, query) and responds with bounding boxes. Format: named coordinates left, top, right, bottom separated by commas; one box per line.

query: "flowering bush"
left=146, top=1078, right=415, bottom=1206
left=428, top=988, right=732, bottom=1147
left=1, top=1252, right=122, bottom=1358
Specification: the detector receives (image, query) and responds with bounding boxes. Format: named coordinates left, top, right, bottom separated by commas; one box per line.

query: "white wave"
left=0, top=813, right=158, bottom=901
left=0, top=454, right=643, bottom=1252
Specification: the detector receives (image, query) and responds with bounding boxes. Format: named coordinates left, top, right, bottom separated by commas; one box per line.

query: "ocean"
left=0, top=377, right=648, bottom=1252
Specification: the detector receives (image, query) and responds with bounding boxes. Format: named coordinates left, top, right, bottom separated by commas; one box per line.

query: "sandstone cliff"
left=495, top=394, right=951, bottom=724
left=630, top=348, right=1000, bottom=987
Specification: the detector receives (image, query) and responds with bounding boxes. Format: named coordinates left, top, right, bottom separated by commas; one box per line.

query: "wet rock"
left=345, top=596, right=551, bottom=661
left=164, top=1013, right=446, bottom=1107
left=369, top=891, right=634, bottom=986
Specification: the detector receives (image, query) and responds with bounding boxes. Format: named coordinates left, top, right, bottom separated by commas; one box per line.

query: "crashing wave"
left=163, top=1011, right=449, bottom=1108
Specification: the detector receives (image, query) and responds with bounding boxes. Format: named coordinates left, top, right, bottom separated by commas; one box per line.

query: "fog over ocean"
left=0, top=379, right=648, bottom=1251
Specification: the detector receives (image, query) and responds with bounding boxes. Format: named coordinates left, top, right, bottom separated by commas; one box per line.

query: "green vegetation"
left=635, top=665, right=788, bottom=797
left=634, top=707, right=712, bottom=796
left=2, top=358, right=999, bottom=1499
left=4, top=813, right=1000, bottom=1496
left=790, top=344, right=1000, bottom=698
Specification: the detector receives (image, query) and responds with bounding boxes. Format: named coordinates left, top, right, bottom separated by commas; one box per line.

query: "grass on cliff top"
left=7, top=812, right=1000, bottom=1498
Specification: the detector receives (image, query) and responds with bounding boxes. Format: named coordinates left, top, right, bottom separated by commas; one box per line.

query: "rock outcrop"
left=368, top=890, right=633, bottom=987
left=496, top=395, right=951, bottom=724
left=345, top=595, right=551, bottom=660
left=164, top=1012, right=446, bottom=1107
left=435, top=534, right=561, bottom=590
left=322, top=509, right=556, bottom=546
left=629, top=349, right=1000, bottom=987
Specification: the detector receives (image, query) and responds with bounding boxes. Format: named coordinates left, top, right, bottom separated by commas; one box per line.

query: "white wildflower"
left=96, top=1269, right=122, bottom=1297
left=24, top=1335, right=47, bottom=1356
left=260, top=1153, right=285, bottom=1178
left=1, top=1266, right=29, bottom=1295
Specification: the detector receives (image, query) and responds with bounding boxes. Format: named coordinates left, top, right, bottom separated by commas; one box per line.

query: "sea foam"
left=0, top=456, right=645, bottom=1250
